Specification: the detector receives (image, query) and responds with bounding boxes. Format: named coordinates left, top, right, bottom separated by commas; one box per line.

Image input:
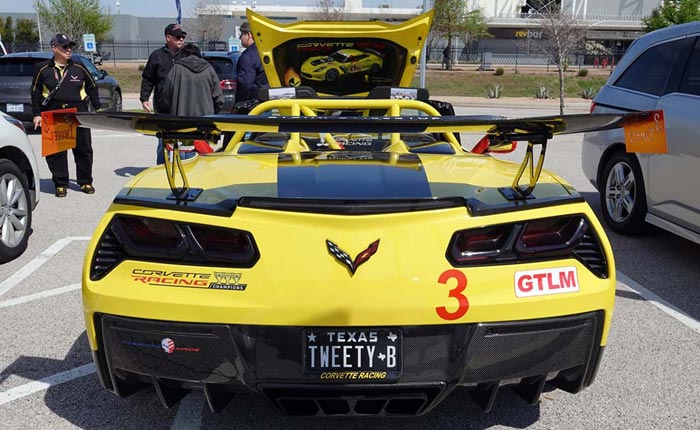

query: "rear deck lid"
left=247, top=9, right=433, bottom=97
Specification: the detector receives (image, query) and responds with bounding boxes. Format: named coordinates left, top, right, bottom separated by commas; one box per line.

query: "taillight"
left=190, top=224, right=257, bottom=264
left=91, top=215, right=259, bottom=280
left=516, top=217, right=586, bottom=257
left=112, top=216, right=187, bottom=258
left=589, top=101, right=597, bottom=114
left=450, top=224, right=513, bottom=263
left=220, top=79, right=236, bottom=90
left=447, top=215, right=608, bottom=278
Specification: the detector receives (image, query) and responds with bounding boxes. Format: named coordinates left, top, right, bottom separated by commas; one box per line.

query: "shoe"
left=80, top=184, right=95, bottom=194
left=55, top=186, right=67, bottom=198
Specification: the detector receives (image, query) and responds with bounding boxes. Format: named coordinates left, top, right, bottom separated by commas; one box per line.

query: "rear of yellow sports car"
left=82, top=150, right=615, bottom=415
left=80, top=9, right=618, bottom=416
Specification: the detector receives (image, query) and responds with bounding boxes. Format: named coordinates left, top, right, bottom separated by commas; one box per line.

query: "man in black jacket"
left=235, top=21, right=268, bottom=107
left=31, top=33, right=101, bottom=197
left=140, top=23, right=186, bottom=164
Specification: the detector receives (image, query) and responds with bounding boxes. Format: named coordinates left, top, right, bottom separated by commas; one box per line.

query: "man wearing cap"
left=234, top=21, right=268, bottom=107
left=140, top=23, right=187, bottom=164
left=31, top=33, right=101, bottom=198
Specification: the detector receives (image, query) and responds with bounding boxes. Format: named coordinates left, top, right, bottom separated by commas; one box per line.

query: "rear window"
left=205, top=57, right=235, bottom=79
left=0, top=59, right=41, bottom=77
left=614, top=38, right=691, bottom=96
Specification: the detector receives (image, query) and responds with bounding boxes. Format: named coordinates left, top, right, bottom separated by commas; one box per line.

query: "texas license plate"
left=6, top=104, right=23, bottom=113
left=303, top=328, right=402, bottom=380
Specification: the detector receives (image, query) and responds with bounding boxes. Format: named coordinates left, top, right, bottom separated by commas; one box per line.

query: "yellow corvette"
left=300, top=48, right=384, bottom=82
left=76, top=11, right=662, bottom=417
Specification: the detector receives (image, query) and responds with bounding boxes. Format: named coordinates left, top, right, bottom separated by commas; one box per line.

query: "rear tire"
left=599, top=151, right=647, bottom=234
left=0, top=159, right=32, bottom=263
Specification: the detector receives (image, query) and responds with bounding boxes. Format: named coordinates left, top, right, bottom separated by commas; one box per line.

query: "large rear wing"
left=71, top=99, right=665, bottom=203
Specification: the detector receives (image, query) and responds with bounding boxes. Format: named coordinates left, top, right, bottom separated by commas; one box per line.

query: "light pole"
left=36, top=13, right=43, bottom=51
left=419, top=0, right=428, bottom=89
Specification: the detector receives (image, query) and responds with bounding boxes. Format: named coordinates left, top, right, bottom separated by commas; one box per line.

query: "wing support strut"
left=158, top=131, right=214, bottom=202
left=493, top=131, right=552, bottom=201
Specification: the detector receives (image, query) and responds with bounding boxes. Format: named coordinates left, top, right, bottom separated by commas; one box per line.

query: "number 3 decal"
left=436, top=269, right=469, bottom=320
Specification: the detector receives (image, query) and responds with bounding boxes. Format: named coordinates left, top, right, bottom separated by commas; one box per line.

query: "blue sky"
left=0, top=0, right=418, bottom=18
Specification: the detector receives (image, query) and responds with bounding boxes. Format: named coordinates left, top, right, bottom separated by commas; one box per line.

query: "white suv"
left=582, top=22, right=700, bottom=245
left=0, top=111, right=39, bottom=263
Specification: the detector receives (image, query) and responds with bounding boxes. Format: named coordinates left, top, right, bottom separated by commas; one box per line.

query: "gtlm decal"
left=326, top=239, right=380, bottom=276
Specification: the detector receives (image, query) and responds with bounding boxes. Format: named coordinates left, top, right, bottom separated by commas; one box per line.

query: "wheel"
left=370, top=63, right=380, bottom=74
left=325, top=69, right=339, bottom=82
left=599, top=151, right=647, bottom=234
left=0, top=159, right=32, bottom=263
left=111, top=91, right=123, bottom=112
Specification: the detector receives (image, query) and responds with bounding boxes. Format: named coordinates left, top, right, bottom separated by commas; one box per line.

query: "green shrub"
left=138, top=64, right=146, bottom=71
left=578, top=68, right=589, bottom=77
left=581, top=86, right=597, bottom=99
left=535, top=85, right=550, bottom=99
left=494, top=67, right=504, bottom=76
left=487, top=84, right=503, bottom=98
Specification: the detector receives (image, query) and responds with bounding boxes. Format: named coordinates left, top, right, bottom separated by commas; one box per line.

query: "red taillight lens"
left=220, top=79, right=236, bottom=90
left=190, top=224, right=257, bottom=264
left=450, top=225, right=513, bottom=262
left=516, top=217, right=587, bottom=256
left=589, top=101, right=597, bottom=114
left=113, top=216, right=187, bottom=258
left=106, top=215, right=259, bottom=266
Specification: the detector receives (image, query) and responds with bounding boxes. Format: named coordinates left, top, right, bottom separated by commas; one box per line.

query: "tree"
left=431, top=0, right=490, bottom=69
left=310, top=0, right=345, bottom=21
left=643, top=0, right=700, bottom=32
left=4, top=17, right=14, bottom=44
left=190, top=0, right=227, bottom=44
left=34, top=0, right=112, bottom=48
left=15, top=18, right=40, bottom=46
left=535, top=11, right=588, bottom=114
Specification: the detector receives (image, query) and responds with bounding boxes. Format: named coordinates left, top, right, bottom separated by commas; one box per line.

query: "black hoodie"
left=161, top=55, right=224, bottom=116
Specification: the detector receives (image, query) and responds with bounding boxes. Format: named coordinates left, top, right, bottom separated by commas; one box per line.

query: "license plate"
left=303, top=328, right=402, bottom=380
left=6, top=104, right=23, bottom=113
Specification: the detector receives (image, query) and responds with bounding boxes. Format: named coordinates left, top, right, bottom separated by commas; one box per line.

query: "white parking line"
left=617, top=271, right=700, bottom=334
left=0, top=237, right=90, bottom=297
left=0, top=364, right=95, bottom=406
left=0, top=284, right=81, bottom=309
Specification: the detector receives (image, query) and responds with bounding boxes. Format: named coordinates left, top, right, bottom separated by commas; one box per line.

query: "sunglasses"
left=169, top=34, right=186, bottom=40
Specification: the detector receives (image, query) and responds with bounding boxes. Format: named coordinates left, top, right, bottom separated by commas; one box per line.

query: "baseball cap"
left=164, top=23, right=187, bottom=38
left=50, top=34, right=76, bottom=48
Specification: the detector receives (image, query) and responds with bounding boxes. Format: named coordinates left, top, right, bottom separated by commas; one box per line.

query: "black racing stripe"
left=276, top=155, right=432, bottom=199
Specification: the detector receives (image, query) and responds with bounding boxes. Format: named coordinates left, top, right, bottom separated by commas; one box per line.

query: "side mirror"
left=99, top=70, right=108, bottom=79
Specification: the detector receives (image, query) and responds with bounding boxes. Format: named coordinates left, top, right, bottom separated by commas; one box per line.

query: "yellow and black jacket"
left=30, top=58, right=101, bottom=114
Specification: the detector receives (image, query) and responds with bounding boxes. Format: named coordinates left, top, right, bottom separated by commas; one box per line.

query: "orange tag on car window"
left=624, top=110, right=667, bottom=154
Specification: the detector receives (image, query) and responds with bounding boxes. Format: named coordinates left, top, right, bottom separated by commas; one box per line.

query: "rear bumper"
left=92, top=310, right=606, bottom=416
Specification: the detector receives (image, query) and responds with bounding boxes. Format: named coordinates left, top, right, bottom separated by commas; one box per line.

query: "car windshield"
left=329, top=51, right=352, bottom=63
left=0, top=59, right=42, bottom=76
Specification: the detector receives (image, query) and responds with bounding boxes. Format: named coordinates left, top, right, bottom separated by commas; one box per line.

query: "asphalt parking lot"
left=1, top=98, right=699, bottom=429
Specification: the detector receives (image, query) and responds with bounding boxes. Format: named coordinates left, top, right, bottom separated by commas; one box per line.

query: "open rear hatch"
left=248, top=9, right=433, bottom=97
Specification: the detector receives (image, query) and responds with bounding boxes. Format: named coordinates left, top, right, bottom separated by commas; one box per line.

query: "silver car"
left=0, top=111, right=40, bottom=263
left=582, top=21, right=700, bottom=245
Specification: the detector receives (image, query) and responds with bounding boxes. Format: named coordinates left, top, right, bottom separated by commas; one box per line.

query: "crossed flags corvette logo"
left=326, top=239, right=380, bottom=276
